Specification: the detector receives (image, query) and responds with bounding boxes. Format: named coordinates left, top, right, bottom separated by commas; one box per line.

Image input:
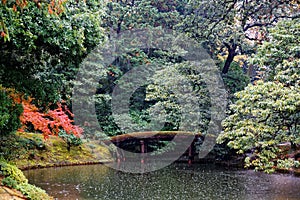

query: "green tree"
left=181, top=0, right=300, bottom=74
left=76, top=0, right=188, bottom=136
left=217, top=19, right=300, bottom=173
left=220, top=60, right=250, bottom=100
left=0, top=0, right=106, bottom=106
left=145, top=62, right=211, bottom=132
left=104, top=0, right=186, bottom=32
left=253, top=19, right=300, bottom=83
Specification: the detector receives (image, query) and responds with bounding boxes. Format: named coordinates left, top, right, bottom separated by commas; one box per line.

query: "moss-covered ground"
left=12, top=132, right=113, bottom=170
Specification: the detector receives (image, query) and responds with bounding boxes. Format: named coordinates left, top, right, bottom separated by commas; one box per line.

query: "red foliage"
left=47, top=103, right=83, bottom=137
left=7, top=89, right=83, bottom=139
left=20, top=98, right=53, bottom=137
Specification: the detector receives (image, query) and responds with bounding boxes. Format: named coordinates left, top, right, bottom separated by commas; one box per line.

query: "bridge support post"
left=140, top=140, right=145, bottom=164
left=116, top=141, right=121, bottom=164
left=188, top=146, right=192, bottom=165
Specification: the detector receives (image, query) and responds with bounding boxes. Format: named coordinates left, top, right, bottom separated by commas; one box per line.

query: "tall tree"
left=0, top=0, right=107, bottom=106
left=217, top=19, right=300, bottom=173
left=181, top=0, right=300, bottom=74
left=83, top=0, right=189, bottom=135
left=104, top=0, right=186, bottom=33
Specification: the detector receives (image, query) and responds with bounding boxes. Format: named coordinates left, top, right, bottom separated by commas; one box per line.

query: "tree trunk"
left=67, top=142, right=71, bottom=152
left=222, top=44, right=237, bottom=74
left=291, top=141, right=297, bottom=151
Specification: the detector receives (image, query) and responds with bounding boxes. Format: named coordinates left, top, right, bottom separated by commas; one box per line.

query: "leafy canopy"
left=0, top=0, right=106, bottom=105
left=218, top=19, right=300, bottom=173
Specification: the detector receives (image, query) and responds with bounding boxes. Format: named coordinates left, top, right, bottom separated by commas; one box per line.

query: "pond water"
left=24, top=163, right=300, bottom=200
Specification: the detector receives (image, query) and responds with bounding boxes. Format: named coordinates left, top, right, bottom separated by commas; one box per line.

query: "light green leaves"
left=218, top=19, right=300, bottom=172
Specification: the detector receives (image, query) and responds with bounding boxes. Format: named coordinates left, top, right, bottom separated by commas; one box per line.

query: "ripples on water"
left=24, top=163, right=300, bottom=200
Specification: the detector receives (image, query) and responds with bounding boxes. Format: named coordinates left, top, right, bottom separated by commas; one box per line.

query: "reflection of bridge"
left=106, top=131, right=203, bottom=165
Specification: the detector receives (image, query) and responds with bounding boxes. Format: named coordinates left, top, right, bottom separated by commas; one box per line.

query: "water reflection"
left=24, top=163, right=300, bottom=200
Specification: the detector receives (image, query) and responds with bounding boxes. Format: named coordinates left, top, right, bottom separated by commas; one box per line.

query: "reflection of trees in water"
left=24, top=165, right=109, bottom=199
left=25, top=164, right=300, bottom=200
left=243, top=170, right=300, bottom=200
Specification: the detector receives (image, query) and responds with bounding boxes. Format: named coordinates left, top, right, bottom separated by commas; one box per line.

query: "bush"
left=2, top=176, right=18, bottom=188
left=58, top=130, right=83, bottom=151
left=0, top=133, right=45, bottom=161
left=0, top=86, right=23, bottom=135
left=0, top=161, right=28, bottom=184
left=0, top=134, right=27, bottom=160
left=0, top=161, right=52, bottom=200
left=16, top=183, right=51, bottom=200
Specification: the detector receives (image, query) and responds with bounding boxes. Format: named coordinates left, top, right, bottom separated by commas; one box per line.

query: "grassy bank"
left=12, top=132, right=113, bottom=170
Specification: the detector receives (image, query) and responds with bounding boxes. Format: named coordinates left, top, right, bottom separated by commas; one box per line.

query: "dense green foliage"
left=105, top=0, right=186, bottom=32
left=0, top=0, right=299, bottom=176
left=254, top=19, right=300, bottom=82
left=58, top=130, right=83, bottom=151
left=0, top=161, right=28, bottom=184
left=221, top=61, right=250, bottom=99
left=0, top=86, right=22, bottom=135
left=0, top=161, right=51, bottom=200
left=181, top=0, right=299, bottom=74
left=145, top=62, right=211, bottom=132
left=0, top=0, right=106, bottom=105
left=75, top=0, right=191, bottom=136
left=218, top=19, right=300, bottom=172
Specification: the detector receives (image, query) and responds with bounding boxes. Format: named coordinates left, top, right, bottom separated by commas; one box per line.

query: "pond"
left=24, top=163, right=300, bottom=200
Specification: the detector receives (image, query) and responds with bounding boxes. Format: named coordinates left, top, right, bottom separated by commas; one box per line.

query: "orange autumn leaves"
left=47, top=0, right=65, bottom=15
left=6, top=89, right=83, bottom=139
left=1, top=0, right=28, bottom=11
left=1, top=0, right=65, bottom=15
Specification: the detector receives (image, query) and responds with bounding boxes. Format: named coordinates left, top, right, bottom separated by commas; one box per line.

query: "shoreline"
left=19, top=160, right=113, bottom=171
left=2, top=158, right=298, bottom=200
left=20, top=158, right=300, bottom=177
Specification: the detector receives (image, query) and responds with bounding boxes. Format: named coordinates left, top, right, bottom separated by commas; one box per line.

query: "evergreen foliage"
left=0, top=86, right=22, bottom=135
left=218, top=19, right=300, bottom=172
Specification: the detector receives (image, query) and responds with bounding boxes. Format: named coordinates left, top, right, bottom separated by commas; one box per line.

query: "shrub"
left=16, top=183, right=52, bottom=200
left=0, top=161, right=28, bottom=184
left=0, top=86, right=23, bottom=135
left=7, top=89, right=83, bottom=139
left=0, top=134, right=28, bottom=160
left=2, top=176, right=18, bottom=188
left=277, top=158, right=300, bottom=170
left=18, top=97, right=83, bottom=138
left=0, top=161, right=52, bottom=200
left=58, top=130, right=83, bottom=151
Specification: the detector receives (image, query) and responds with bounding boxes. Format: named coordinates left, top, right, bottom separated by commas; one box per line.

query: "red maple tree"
left=6, top=88, right=83, bottom=139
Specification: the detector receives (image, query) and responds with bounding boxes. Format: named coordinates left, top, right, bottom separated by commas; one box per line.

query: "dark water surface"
left=24, top=163, right=300, bottom=200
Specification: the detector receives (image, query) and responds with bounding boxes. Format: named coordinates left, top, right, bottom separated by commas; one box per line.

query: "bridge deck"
left=109, top=131, right=202, bottom=143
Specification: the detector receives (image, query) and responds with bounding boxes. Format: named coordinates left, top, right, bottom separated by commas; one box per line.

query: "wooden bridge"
left=104, top=131, right=203, bottom=165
